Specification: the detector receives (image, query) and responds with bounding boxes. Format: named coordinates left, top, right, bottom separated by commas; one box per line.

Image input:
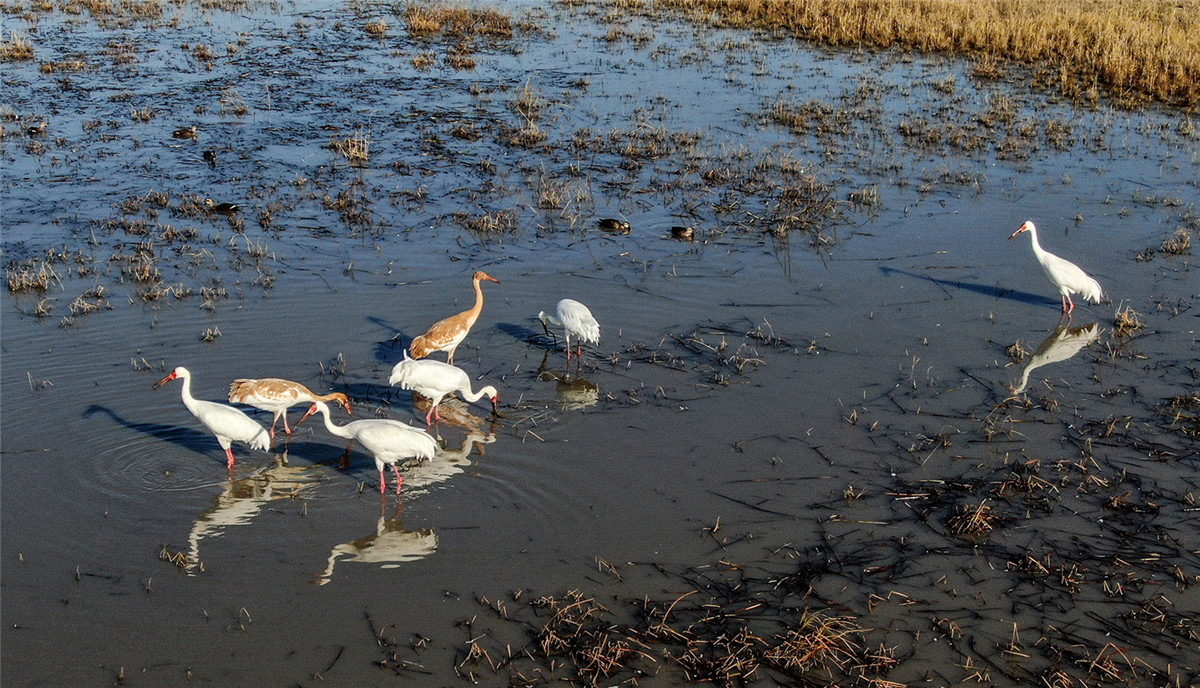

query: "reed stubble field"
left=2, top=0, right=1198, bottom=686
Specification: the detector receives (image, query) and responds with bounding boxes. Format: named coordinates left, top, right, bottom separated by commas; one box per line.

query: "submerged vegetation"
left=643, top=0, right=1200, bottom=107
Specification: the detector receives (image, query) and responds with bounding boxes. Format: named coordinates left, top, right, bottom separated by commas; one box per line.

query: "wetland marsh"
left=2, top=0, right=1198, bottom=686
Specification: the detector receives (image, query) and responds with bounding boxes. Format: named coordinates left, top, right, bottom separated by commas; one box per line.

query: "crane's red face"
left=295, top=403, right=320, bottom=427
left=490, top=395, right=498, bottom=413
left=1008, top=221, right=1032, bottom=240
left=152, top=370, right=178, bottom=390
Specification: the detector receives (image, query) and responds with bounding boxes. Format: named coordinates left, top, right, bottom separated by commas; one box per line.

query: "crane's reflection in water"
left=1010, top=321, right=1101, bottom=395
left=311, top=501, right=436, bottom=585
left=186, top=450, right=326, bottom=574
left=537, top=352, right=599, bottom=412
left=312, top=432, right=495, bottom=584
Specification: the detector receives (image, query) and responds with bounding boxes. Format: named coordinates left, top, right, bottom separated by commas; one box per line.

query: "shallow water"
left=3, top=0, right=1199, bottom=685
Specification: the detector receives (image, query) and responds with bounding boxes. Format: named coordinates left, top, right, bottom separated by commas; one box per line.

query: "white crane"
left=1009, top=220, right=1103, bottom=314
left=538, top=298, right=600, bottom=361
left=388, top=352, right=498, bottom=425
left=298, top=400, right=437, bottom=496
left=153, top=366, right=269, bottom=471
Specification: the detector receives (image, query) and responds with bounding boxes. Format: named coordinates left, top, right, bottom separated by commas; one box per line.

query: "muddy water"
left=3, top=0, right=1199, bottom=686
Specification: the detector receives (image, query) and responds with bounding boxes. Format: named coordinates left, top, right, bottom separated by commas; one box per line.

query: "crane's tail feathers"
left=408, top=337, right=431, bottom=359
left=387, top=361, right=417, bottom=389
left=228, top=379, right=253, bottom=402
left=1082, top=278, right=1103, bottom=304
left=581, top=323, right=600, bottom=344
left=250, top=432, right=270, bottom=452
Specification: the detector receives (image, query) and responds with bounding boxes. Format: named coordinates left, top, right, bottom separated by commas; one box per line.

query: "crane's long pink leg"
left=268, top=415, right=278, bottom=440
left=225, top=448, right=236, bottom=470
left=282, top=412, right=292, bottom=435
left=1065, top=294, right=1076, bottom=314
left=392, top=466, right=403, bottom=495
left=379, top=469, right=387, bottom=495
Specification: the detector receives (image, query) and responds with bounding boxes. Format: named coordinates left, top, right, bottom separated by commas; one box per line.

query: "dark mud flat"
left=2, top=0, right=1198, bottom=686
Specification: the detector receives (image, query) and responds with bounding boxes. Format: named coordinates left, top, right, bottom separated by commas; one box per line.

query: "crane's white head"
left=481, top=386, right=499, bottom=413
left=1009, top=220, right=1035, bottom=240
left=152, top=366, right=188, bottom=389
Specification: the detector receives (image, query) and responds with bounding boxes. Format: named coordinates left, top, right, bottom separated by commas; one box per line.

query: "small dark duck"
left=598, top=218, right=630, bottom=234
left=205, top=198, right=240, bottom=214
left=670, top=226, right=695, bottom=241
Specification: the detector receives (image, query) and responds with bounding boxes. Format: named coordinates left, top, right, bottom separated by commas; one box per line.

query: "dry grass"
left=947, top=500, right=1001, bottom=536
left=364, top=18, right=388, bottom=37
left=40, top=59, right=88, bottom=73
left=6, top=259, right=61, bottom=293
left=411, top=50, right=436, bottom=70
left=403, top=2, right=513, bottom=39
left=1005, top=340, right=1030, bottom=363
left=653, top=0, right=1200, bottom=106
left=763, top=610, right=866, bottom=674
left=0, top=31, right=35, bottom=61
left=330, top=129, right=370, bottom=162
left=1159, top=228, right=1192, bottom=254
left=219, top=88, right=247, bottom=117
left=1113, top=305, right=1143, bottom=336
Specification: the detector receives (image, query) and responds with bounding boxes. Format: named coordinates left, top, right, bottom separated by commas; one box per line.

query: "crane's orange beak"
left=152, top=370, right=177, bottom=389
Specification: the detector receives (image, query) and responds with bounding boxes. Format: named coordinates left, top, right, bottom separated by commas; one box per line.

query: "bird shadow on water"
left=496, top=320, right=557, bottom=350
left=83, top=404, right=229, bottom=465
left=367, top=315, right=410, bottom=366
left=878, top=266, right=1057, bottom=308
left=84, top=403, right=328, bottom=473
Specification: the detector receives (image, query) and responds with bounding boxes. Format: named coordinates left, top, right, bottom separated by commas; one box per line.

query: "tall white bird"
left=387, top=352, right=498, bottom=425
left=153, top=366, right=269, bottom=471
left=1008, top=220, right=1103, bottom=314
left=538, top=298, right=600, bottom=361
left=228, top=377, right=351, bottom=441
left=298, top=400, right=438, bottom=496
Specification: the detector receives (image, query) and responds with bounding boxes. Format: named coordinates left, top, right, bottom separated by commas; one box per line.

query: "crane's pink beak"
left=1008, top=223, right=1030, bottom=240
left=152, top=371, right=177, bottom=389
left=341, top=399, right=353, bottom=415
left=490, top=395, right=498, bottom=414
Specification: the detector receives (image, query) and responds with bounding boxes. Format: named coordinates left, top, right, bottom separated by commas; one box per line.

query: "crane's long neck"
left=467, top=277, right=485, bottom=321
left=177, top=371, right=200, bottom=413
left=315, top=402, right=355, bottom=440
left=1025, top=224, right=1047, bottom=259
left=460, top=385, right=498, bottom=403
